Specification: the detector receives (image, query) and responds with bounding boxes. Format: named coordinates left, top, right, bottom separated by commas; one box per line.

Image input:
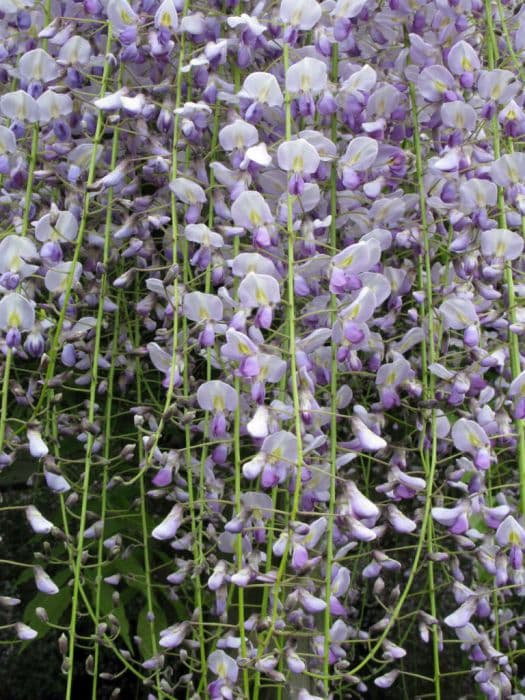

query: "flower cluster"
left=0, top=0, right=524, bottom=698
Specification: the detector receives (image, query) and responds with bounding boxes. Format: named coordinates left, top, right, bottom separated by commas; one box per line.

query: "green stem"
left=31, top=26, right=114, bottom=423
left=90, top=83, right=123, bottom=696
left=255, top=40, right=305, bottom=665
left=323, top=42, right=339, bottom=697
left=0, top=349, right=12, bottom=456
left=408, top=81, right=441, bottom=700
left=91, top=299, right=120, bottom=700
left=484, top=0, right=525, bottom=518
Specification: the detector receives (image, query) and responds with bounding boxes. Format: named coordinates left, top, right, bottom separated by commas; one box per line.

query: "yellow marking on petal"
left=434, top=79, right=447, bottom=93
left=509, top=530, right=520, bottom=546
left=496, top=240, right=506, bottom=257
left=300, top=73, right=311, bottom=91
left=7, top=310, right=21, bottom=328
left=255, top=287, right=269, bottom=305
left=468, top=431, right=482, bottom=448
left=213, top=396, right=224, bottom=412
left=216, top=661, right=227, bottom=678
left=347, top=303, right=360, bottom=320
left=161, top=11, right=172, bottom=26
left=249, top=209, right=262, bottom=227
left=292, top=154, right=304, bottom=172
left=238, top=341, right=251, bottom=355
left=461, top=57, right=472, bottom=71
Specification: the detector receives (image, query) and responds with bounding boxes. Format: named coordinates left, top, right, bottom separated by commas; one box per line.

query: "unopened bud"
left=36, top=606, right=48, bottom=623
left=85, top=655, right=94, bottom=675
left=58, top=633, right=68, bottom=656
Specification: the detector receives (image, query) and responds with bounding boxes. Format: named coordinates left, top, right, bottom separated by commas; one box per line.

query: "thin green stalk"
left=0, top=349, right=12, bottom=456
left=90, top=86, right=123, bottom=696
left=21, top=125, right=39, bottom=237
left=408, top=81, right=441, bottom=700
left=135, top=284, right=163, bottom=695
left=323, top=42, right=339, bottom=697
left=255, top=40, right=305, bottom=663
left=64, top=140, right=119, bottom=700
left=91, top=298, right=120, bottom=699
left=31, top=26, right=114, bottom=423
left=484, top=0, right=525, bottom=517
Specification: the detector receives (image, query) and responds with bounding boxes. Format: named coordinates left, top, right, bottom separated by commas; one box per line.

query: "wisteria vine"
left=0, top=0, right=525, bottom=698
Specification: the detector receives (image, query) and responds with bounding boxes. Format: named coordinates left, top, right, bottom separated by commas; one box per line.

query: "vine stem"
left=0, top=349, right=12, bottom=456
left=323, top=42, right=339, bottom=696
left=255, top=39, right=305, bottom=665
left=408, top=80, right=441, bottom=700
left=64, top=57, right=119, bottom=700
left=90, top=62, right=123, bottom=696
left=484, top=0, right=525, bottom=517
left=30, top=25, right=114, bottom=424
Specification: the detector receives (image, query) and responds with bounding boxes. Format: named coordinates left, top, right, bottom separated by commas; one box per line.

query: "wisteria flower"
left=196, top=380, right=238, bottom=437
left=0, top=235, right=38, bottom=287
left=0, top=292, right=35, bottom=347
left=243, top=430, right=298, bottom=487
left=452, top=418, right=491, bottom=470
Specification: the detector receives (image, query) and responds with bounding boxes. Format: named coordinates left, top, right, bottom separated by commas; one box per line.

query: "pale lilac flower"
left=452, top=419, right=491, bottom=470
left=417, top=65, right=455, bottom=102
left=238, top=272, right=280, bottom=328
left=107, top=0, right=138, bottom=33
left=44, top=261, right=82, bottom=294
left=439, top=296, right=478, bottom=330
left=441, top=101, right=476, bottom=132
left=480, top=228, right=523, bottom=261
left=374, top=670, right=400, bottom=688
left=490, top=153, right=525, bottom=186
left=0, top=597, right=20, bottom=607
left=183, top=291, right=223, bottom=346
left=459, top=179, right=497, bottom=213
left=432, top=503, right=469, bottom=534
left=15, top=623, right=38, bottom=640
left=44, top=468, right=70, bottom=493
left=240, top=72, right=283, bottom=108
left=331, top=0, right=367, bottom=19
left=230, top=252, right=278, bottom=279
left=27, top=428, right=48, bottom=458
left=0, top=91, right=39, bottom=122
left=341, top=64, right=377, bottom=98
left=231, top=190, right=273, bottom=230
left=447, top=40, right=480, bottom=78
left=197, top=380, right=238, bottom=437
left=169, top=178, right=206, bottom=222
left=496, top=516, right=525, bottom=547
left=352, top=417, right=386, bottom=452
left=285, top=58, right=327, bottom=95
left=280, top=0, right=322, bottom=30
left=37, top=90, right=73, bottom=124
left=19, top=49, right=59, bottom=84
left=0, top=293, right=35, bottom=347
left=152, top=504, right=184, bottom=540
left=154, top=0, right=178, bottom=33
left=34, top=566, right=59, bottom=595
left=478, top=70, right=519, bottom=104
left=444, top=597, right=478, bottom=628
left=219, top=119, right=258, bottom=152
left=243, top=431, right=297, bottom=487
left=25, top=505, right=54, bottom=534
left=159, top=622, right=188, bottom=649
left=58, top=36, right=92, bottom=65
left=0, top=235, right=38, bottom=281
left=509, top=370, right=525, bottom=419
